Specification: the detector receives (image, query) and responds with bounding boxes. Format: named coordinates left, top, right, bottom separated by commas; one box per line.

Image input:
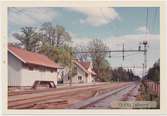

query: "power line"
left=125, top=52, right=141, bottom=57
left=107, top=52, right=141, bottom=58
left=149, top=8, right=156, bottom=34
left=146, top=8, right=158, bottom=35
left=145, top=8, right=149, bottom=39
left=152, top=8, right=158, bottom=33
left=148, top=8, right=153, bottom=33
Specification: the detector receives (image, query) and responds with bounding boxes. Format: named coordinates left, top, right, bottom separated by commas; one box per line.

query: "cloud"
left=8, top=7, right=57, bottom=27
left=68, top=32, right=92, bottom=47
left=71, top=33, right=159, bottom=50
left=67, top=7, right=120, bottom=26
left=105, top=34, right=159, bottom=50
left=8, top=33, right=18, bottom=43
left=136, top=26, right=149, bottom=33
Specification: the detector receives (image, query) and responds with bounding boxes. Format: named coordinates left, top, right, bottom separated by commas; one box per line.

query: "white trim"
left=73, top=61, right=90, bottom=74
left=8, top=49, right=26, bottom=63
left=74, top=61, right=96, bottom=75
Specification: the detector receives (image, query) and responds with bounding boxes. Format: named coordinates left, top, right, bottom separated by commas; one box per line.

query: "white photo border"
left=1, top=0, right=166, bottom=115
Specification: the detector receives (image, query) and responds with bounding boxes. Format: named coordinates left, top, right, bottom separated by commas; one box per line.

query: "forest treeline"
left=143, top=59, right=160, bottom=83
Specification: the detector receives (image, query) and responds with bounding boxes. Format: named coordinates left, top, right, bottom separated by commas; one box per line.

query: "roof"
left=73, top=60, right=96, bottom=75
left=8, top=45, right=60, bottom=69
left=77, top=61, right=90, bottom=70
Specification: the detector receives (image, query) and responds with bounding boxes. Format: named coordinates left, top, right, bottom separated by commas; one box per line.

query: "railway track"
left=8, top=83, right=108, bottom=96
left=8, top=82, right=131, bottom=109
left=68, top=82, right=140, bottom=109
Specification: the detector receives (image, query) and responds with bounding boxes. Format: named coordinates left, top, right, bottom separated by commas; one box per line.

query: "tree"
left=74, top=44, right=88, bottom=62
left=13, top=27, right=41, bottom=52
left=146, top=59, right=160, bottom=82
left=99, top=59, right=111, bottom=81
left=40, top=22, right=71, bottom=48
left=39, top=43, right=73, bottom=66
left=38, top=43, right=59, bottom=62
left=88, top=39, right=109, bottom=81
left=111, top=67, right=140, bottom=82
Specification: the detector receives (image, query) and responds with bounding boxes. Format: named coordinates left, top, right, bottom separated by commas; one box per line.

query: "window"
left=72, top=66, right=77, bottom=75
left=78, top=76, right=82, bottom=80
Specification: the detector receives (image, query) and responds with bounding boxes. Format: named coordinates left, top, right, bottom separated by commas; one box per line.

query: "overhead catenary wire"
left=148, top=8, right=153, bottom=34
left=108, top=52, right=141, bottom=58
left=152, top=8, right=158, bottom=33
left=145, top=7, right=149, bottom=41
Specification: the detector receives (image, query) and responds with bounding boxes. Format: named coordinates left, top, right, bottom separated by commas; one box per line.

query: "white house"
left=63, top=60, right=96, bottom=84
left=8, top=45, right=60, bottom=89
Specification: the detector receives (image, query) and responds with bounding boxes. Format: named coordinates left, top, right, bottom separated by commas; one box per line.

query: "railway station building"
left=8, top=45, right=60, bottom=89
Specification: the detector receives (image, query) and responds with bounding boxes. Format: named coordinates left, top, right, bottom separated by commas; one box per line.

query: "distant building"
left=8, top=45, right=60, bottom=89
left=63, top=60, right=96, bottom=84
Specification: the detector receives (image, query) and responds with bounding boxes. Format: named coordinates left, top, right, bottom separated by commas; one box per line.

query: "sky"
left=8, top=7, right=160, bottom=76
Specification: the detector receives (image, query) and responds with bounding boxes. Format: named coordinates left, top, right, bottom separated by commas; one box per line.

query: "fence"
left=143, top=80, right=160, bottom=97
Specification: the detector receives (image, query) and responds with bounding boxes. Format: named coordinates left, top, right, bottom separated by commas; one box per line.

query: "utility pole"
left=142, top=63, right=144, bottom=78
left=122, top=43, right=125, bottom=61
left=143, top=41, right=148, bottom=77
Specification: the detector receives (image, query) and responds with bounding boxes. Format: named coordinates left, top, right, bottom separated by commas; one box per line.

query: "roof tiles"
left=8, top=46, right=59, bottom=69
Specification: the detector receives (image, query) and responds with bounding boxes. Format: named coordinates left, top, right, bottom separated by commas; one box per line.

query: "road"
left=8, top=82, right=140, bottom=109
